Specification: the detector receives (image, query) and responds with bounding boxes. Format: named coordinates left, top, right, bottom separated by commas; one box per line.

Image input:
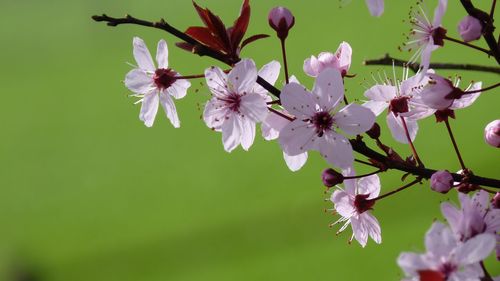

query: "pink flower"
left=203, top=59, right=269, bottom=152
left=484, top=120, right=500, bottom=148
left=365, top=0, right=384, bottom=17
left=441, top=190, right=500, bottom=259
left=303, top=42, right=352, bottom=77
left=125, top=37, right=191, bottom=127
left=363, top=70, right=434, bottom=143
left=420, top=74, right=482, bottom=110
left=458, top=16, right=482, bottom=43
left=405, top=0, right=448, bottom=75
left=268, top=7, right=295, bottom=40
left=430, top=170, right=454, bottom=194
left=330, top=171, right=382, bottom=247
left=279, top=68, right=375, bottom=168
left=398, top=222, right=496, bottom=281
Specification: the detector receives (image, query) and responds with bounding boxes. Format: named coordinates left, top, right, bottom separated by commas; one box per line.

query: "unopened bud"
left=322, top=168, right=344, bottom=187
left=492, top=193, right=500, bottom=209
left=484, top=120, right=500, bottom=148
left=458, top=16, right=482, bottom=43
left=366, top=123, right=381, bottom=139
left=268, top=7, right=295, bottom=41
left=430, top=170, right=453, bottom=194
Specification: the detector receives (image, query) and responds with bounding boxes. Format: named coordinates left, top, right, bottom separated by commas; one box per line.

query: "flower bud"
left=322, top=168, right=344, bottom=187
left=421, top=74, right=464, bottom=110
left=430, top=170, right=454, bottom=194
left=484, top=120, right=500, bottom=148
left=492, top=193, right=500, bottom=209
left=458, top=16, right=482, bottom=43
left=366, top=123, right=381, bottom=139
left=268, top=7, right=295, bottom=40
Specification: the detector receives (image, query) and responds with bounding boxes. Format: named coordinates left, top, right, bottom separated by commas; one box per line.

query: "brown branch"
left=92, top=14, right=500, bottom=188
left=363, top=54, right=500, bottom=74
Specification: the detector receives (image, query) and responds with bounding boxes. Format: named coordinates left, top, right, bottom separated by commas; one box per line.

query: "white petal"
left=335, top=104, right=376, bottom=135
left=363, top=212, right=382, bottom=244
left=363, top=100, right=388, bottom=116
left=160, top=92, right=180, bottom=128
left=451, top=82, right=482, bottom=109
left=425, top=222, right=456, bottom=258
left=125, top=69, right=154, bottom=94
left=312, top=68, right=344, bottom=111
left=239, top=93, right=269, bottom=123
left=397, top=253, right=427, bottom=276
left=303, top=55, right=320, bottom=77
left=331, top=190, right=356, bottom=218
left=357, top=175, right=381, bottom=198
left=240, top=117, right=256, bottom=151
left=280, top=82, right=317, bottom=118
left=365, top=0, right=384, bottom=17
left=335, top=42, right=352, bottom=72
left=440, top=202, right=461, bottom=236
left=139, top=92, right=159, bottom=127
left=364, top=85, right=397, bottom=101
left=261, top=112, right=289, bottom=140
left=420, top=41, right=434, bottom=76
left=433, top=0, right=448, bottom=27
left=319, top=131, right=354, bottom=169
left=229, top=59, right=258, bottom=93
left=222, top=114, right=242, bottom=152
left=253, top=61, right=281, bottom=95
left=205, top=66, right=229, bottom=98
left=168, top=78, right=190, bottom=99
left=351, top=216, right=369, bottom=247
left=133, top=37, right=155, bottom=72
left=203, top=98, right=228, bottom=131
left=283, top=151, right=308, bottom=172
left=387, top=113, right=418, bottom=144
left=455, top=233, right=496, bottom=265
left=279, top=119, right=317, bottom=156
left=156, top=39, right=169, bottom=69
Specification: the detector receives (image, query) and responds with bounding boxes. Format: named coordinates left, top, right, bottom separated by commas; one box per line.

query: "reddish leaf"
left=241, top=34, right=269, bottom=50
left=206, top=11, right=231, bottom=52
left=192, top=1, right=214, bottom=30
left=230, top=0, right=251, bottom=51
left=185, top=26, right=226, bottom=52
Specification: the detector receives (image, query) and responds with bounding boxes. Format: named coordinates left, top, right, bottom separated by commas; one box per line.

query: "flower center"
left=432, top=27, right=447, bottom=46
left=153, top=68, right=177, bottom=90
left=224, top=93, right=242, bottom=112
left=311, top=111, right=333, bottom=137
left=353, top=194, right=375, bottom=214
left=389, top=96, right=410, bottom=116
left=438, top=262, right=457, bottom=279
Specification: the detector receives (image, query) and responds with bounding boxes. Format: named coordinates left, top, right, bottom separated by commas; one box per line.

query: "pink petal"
left=125, top=69, right=154, bottom=94
left=156, top=39, right=169, bottom=69
left=203, top=98, right=228, bottom=131
left=363, top=100, right=388, bottom=116
left=160, top=91, right=180, bottom=128
left=168, top=78, right=190, bottom=99
left=440, top=202, right=461, bottom=236
left=317, top=52, right=336, bottom=66
left=387, top=113, right=418, bottom=144
left=222, top=114, right=242, bottom=152
left=303, top=55, right=320, bottom=77
left=279, top=119, right=316, bottom=156
left=253, top=60, right=281, bottom=96
left=420, top=39, right=434, bottom=76
left=240, top=117, right=256, bottom=151
left=455, top=233, right=496, bottom=265
left=331, top=190, right=356, bottom=218
left=139, top=92, right=159, bottom=127
left=319, top=131, right=354, bottom=169
left=280, top=82, right=317, bottom=118
left=351, top=216, right=369, bottom=247
left=433, top=0, right=448, bottom=27
left=425, top=222, right=456, bottom=258
left=451, top=82, right=481, bottom=109
left=400, top=74, right=430, bottom=96
left=364, top=85, right=397, bottom=102
left=365, top=0, right=384, bottom=17
left=205, top=66, right=229, bottom=98
left=133, top=37, right=155, bottom=72
left=283, top=151, right=308, bottom=172
left=312, top=68, right=344, bottom=111
left=335, top=42, right=352, bottom=72
left=397, top=253, right=427, bottom=276
left=261, top=112, right=289, bottom=140
left=334, top=104, right=376, bottom=135
left=363, top=212, right=382, bottom=244
left=239, top=93, right=269, bottom=123
left=228, top=59, right=258, bottom=93
left=357, top=175, right=381, bottom=198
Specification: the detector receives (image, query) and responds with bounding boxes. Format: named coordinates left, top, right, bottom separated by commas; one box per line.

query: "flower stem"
left=176, top=74, right=205, bottom=79
left=345, top=170, right=382, bottom=180
left=491, top=0, right=497, bottom=18
left=280, top=39, right=290, bottom=84
left=371, top=178, right=421, bottom=202
left=444, top=36, right=492, bottom=56
left=268, top=107, right=294, bottom=121
left=480, top=261, right=493, bottom=281
left=463, top=82, right=500, bottom=94
left=400, top=117, right=424, bottom=167
left=444, top=119, right=467, bottom=170
left=355, top=159, right=379, bottom=168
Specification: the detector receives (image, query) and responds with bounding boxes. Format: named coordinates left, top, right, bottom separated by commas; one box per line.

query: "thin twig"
left=363, top=54, right=500, bottom=74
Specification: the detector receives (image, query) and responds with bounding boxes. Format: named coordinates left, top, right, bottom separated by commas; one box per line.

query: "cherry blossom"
left=268, top=6, right=295, bottom=40
left=405, top=0, right=448, bottom=74
left=279, top=68, right=375, bottom=168
left=330, top=170, right=382, bottom=247
left=125, top=37, right=191, bottom=127
left=203, top=59, right=268, bottom=152
left=430, top=170, right=454, bottom=194
left=458, top=15, right=483, bottom=43
left=303, top=42, right=352, bottom=77
left=398, top=222, right=495, bottom=281
left=484, top=120, right=500, bottom=148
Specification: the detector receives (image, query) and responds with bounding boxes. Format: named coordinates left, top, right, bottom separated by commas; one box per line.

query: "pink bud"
left=268, top=7, right=295, bottom=40
left=322, top=168, right=344, bottom=187
left=458, top=16, right=482, bottom=43
left=430, top=170, right=454, bottom=194
left=421, top=74, right=463, bottom=110
left=484, top=120, right=500, bottom=148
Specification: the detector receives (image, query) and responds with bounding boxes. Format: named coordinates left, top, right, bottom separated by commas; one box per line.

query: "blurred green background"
left=0, top=0, right=498, bottom=280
